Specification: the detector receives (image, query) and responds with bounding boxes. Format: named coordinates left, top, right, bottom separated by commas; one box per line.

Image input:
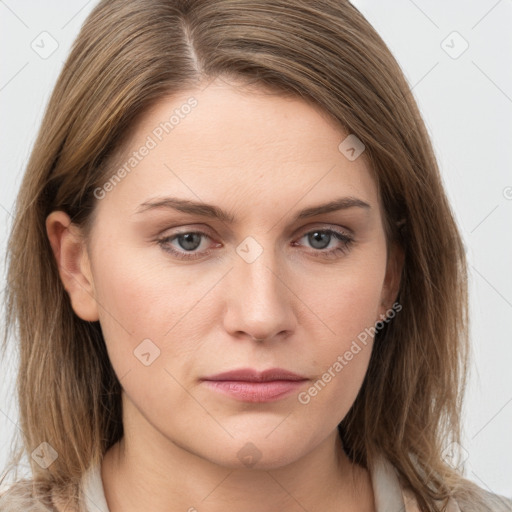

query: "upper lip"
left=202, top=368, right=307, bottom=382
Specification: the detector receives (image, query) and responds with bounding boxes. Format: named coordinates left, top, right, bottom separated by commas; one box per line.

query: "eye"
left=156, top=227, right=354, bottom=261
left=294, top=229, right=354, bottom=259
left=157, top=231, right=218, bottom=261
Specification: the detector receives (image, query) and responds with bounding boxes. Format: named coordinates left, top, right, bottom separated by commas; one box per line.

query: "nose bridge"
left=223, top=234, right=295, bottom=340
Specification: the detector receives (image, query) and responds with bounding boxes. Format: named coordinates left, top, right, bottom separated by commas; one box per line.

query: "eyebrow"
left=134, top=196, right=371, bottom=223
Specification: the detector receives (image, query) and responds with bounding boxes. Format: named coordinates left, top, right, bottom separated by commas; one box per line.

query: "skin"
left=46, top=77, right=403, bottom=512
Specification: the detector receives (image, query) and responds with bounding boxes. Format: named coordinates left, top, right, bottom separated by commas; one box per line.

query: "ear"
left=45, top=211, right=99, bottom=322
left=378, top=241, right=404, bottom=320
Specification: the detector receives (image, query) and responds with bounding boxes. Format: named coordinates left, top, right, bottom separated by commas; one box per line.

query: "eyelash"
left=156, top=228, right=354, bottom=261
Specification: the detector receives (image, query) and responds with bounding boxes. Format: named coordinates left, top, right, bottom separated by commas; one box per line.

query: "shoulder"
left=400, top=479, right=512, bottom=512
left=0, top=482, right=53, bottom=511
left=0, top=480, right=78, bottom=512
left=453, top=486, right=512, bottom=512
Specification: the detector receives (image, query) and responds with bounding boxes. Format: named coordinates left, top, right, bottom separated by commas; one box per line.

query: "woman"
left=1, top=0, right=510, bottom=511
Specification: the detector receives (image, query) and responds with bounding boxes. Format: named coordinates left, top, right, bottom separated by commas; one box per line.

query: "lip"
left=203, top=368, right=307, bottom=382
left=201, top=367, right=308, bottom=403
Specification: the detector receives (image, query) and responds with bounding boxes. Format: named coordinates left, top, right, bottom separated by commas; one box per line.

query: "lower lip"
left=202, top=380, right=307, bottom=402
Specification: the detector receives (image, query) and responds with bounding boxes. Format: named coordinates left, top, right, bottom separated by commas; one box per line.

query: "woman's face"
left=49, top=78, right=402, bottom=469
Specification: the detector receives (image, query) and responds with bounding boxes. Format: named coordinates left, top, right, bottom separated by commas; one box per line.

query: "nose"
left=222, top=243, right=297, bottom=343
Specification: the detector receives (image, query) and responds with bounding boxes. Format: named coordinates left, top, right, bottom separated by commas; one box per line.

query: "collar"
left=80, top=454, right=454, bottom=512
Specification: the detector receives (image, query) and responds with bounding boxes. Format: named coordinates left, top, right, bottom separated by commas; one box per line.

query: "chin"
left=197, top=435, right=312, bottom=471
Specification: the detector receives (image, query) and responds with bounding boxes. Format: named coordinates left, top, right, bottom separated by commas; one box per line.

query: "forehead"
left=93, top=79, right=380, bottom=223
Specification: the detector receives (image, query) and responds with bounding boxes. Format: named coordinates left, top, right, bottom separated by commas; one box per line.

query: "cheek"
left=295, top=255, right=386, bottom=413
left=91, top=244, right=222, bottom=374
left=303, top=253, right=386, bottom=349
left=295, top=289, right=378, bottom=425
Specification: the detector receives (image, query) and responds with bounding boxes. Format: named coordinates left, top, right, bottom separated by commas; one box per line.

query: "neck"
left=101, top=400, right=375, bottom=512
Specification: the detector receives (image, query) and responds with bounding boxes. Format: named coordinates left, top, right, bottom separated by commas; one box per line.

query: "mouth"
left=201, top=367, right=309, bottom=403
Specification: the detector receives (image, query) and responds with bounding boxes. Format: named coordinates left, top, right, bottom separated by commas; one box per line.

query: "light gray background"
left=1, top=0, right=511, bottom=497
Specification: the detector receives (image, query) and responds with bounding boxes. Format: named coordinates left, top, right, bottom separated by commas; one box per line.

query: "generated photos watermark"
left=93, top=97, right=198, bottom=200
left=297, top=301, right=402, bottom=404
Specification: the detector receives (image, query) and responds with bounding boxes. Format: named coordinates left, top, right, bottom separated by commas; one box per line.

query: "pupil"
left=309, top=231, right=330, bottom=249
left=179, top=233, right=201, bottom=251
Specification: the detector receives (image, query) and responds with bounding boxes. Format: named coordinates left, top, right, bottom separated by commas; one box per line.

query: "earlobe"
left=45, top=211, right=99, bottom=322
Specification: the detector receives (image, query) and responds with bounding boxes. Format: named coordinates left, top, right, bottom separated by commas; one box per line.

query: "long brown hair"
left=0, top=0, right=505, bottom=510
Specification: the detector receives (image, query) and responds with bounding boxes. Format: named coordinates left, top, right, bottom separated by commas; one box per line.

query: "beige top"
left=80, top=455, right=462, bottom=512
